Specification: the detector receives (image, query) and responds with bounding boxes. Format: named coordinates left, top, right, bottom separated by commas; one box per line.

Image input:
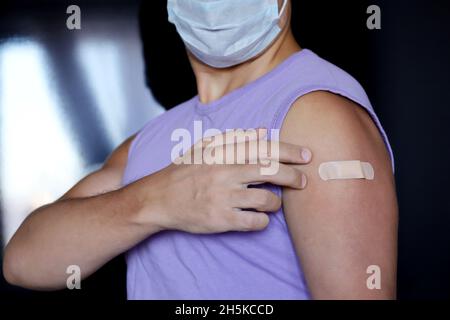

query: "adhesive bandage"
left=318, top=160, right=374, bottom=181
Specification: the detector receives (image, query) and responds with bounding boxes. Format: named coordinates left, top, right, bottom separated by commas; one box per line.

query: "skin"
left=189, top=0, right=398, bottom=299
left=3, top=0, right=398, bottom=299
left=3, top=130, right=310, bottom=289
left=281, top=92, right=398, bottom=299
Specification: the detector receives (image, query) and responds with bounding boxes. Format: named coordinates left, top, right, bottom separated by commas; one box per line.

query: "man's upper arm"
left=280, top=91, right=398, bottom=299
left=60, top=135, right=135, bottom=200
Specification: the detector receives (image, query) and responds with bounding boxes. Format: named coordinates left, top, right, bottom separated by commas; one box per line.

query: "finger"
left=197, top=129, right=267, bottom=165
left=206, top=138, right=260, bottom=165
left=237, top=163, right=307, bottom=189
left=246, top=140, right=311, bottom=164
left=207, top=140, right=311, bottom=165
left=231, top=189, right=281, bottom=212
left=265, top=141, right=312, bottom=164
left=227, top=210, right=270, bottom=232
left=183, top=129, right=260, bottom=162
left=206, top=128, right=266, bottom=149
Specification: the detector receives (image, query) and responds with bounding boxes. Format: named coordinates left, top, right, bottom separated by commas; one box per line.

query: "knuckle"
left=227, top=189, right=241, bottom=205
left=210, top=213, right=226, bottom=231
left=271, top=195, right=282, bottom=211
left=226, top=211, right=242, bottom=229
left=246, top=214, right=269, bottom=230
left=260, top=191, right=281, bottom=211
left=242, top=214, right=258, bottom=230
left=260, top=191, right=273, bottom=207
left=293, top=169, right=304, bottom=187
left=206, top=207, right=227, bottom=227
left=285, top=166, right=300, bottom=186
left=252, top=191, right=269, bottom=208
left=288, top=145, right=298, bottom=161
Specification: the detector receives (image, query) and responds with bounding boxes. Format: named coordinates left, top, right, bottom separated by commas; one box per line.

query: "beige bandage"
left=319, top=160, right=374, bottom=181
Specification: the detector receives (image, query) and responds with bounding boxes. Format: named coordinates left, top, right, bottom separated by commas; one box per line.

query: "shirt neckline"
left=194, top=49, right=310, bottom=116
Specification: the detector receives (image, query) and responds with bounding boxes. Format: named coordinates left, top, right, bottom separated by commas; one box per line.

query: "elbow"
left=3, top=243, right=39, bottom=289
left=3, top=243, right=70, bottom=291
left=2, top=246, right=24, bottom=287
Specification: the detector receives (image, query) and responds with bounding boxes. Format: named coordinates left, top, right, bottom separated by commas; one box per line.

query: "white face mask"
left=167, top=0, right=288, bottom=68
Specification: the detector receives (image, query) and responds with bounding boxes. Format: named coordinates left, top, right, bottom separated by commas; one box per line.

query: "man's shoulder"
left=281, top=91, right=392, bottom=170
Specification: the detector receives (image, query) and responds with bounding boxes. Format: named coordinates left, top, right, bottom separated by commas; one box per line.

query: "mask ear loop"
left=278, top=0, right=288, bottom=18
left=276, top=0, right=289, bottom=31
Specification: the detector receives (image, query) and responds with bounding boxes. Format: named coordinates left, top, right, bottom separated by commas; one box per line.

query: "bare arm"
left=281, top=91, right=398, bottom=299
left=1, top=136, right=156, bottom=290
left=3, top=130, right=312, bottom=290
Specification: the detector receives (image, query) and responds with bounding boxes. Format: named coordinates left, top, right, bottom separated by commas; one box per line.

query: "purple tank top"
left=122, top=49, right=394, bottom=299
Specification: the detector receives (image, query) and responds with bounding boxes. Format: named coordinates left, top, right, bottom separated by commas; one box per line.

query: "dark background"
left=1, top=0, right=449, bottom=300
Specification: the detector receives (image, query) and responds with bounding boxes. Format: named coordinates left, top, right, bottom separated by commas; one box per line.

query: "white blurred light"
left=0, top=40, right=85, bottom=244
left=76, top=40, right=128, bottom=146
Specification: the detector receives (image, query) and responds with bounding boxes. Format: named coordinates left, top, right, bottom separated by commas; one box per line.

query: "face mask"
left=167, top=0, right=288, bottom=68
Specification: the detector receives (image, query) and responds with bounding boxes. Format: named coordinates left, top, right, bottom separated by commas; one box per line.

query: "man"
left=3, top=0, right=397, bottom=299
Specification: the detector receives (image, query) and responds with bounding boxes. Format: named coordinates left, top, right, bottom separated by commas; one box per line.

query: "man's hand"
left=3, top=129, right=312, bottom=290
left=128, top=128, right=312, bottom=233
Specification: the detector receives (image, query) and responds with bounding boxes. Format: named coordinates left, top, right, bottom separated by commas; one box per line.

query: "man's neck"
left=190, top=28, right=301, bottom=104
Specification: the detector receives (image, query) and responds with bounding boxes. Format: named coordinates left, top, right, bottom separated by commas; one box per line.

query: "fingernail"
left=301, top=148, right=312, bottom=162
left=301, top=174, right=308, bottom=189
